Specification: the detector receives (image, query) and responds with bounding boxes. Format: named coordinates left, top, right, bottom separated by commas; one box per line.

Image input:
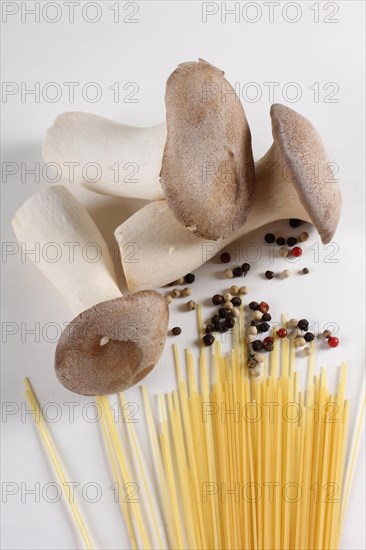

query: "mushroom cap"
left=270, top=103, right=342, bottom=244
left=160, top=59, right=256, bottom=240
left=55, top=291, right=168, bottom=396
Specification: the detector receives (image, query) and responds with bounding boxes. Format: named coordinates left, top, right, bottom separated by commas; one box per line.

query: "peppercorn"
left=165, top=294, right=173, bottom=305
left=304, top=332, right=315, bottom=342
left=323, top=330, right=332, bottom=339
left=264, top=233, right=275, bottom=243
left=265, top=270, right=275, bottom=280
left=287, top=237, right=298, bottom=247
left=242, top=263, right=250, bottom=274
left=233, top=266, right=243, bottom=277
left=205, top=324, right=214, bottom=334
left=224, top=293, right=232, bottom=302
left=174, top=277, right=185, bottom=285
left=239, top=286, right=249, bottom=295
left=225, top=269, right=233, bottom=278
left=258, top=322, right=270, bottom=333
left=249, top=301, right=259, bottom=310
left=291, top=246, right=302, bottom=258
left=212, top=294, right=224, bottom=306
left=225, top=317, right=235, bottom=329
left=302, top=267, right=309, bottom=274
left=186, top=300, right=196, bottom=310
left=277, top=328, right=287, bottom=338
left=251, top=320, right=259, bottom=326
left=224, top=301, right=234, bottom=310
left=246, top=334, right=256, bottom=343
left=253, top=353, right=264, bottom=363
left=220, top=252, right=231, bottom=263
left=231, top=296, right=242, bottom=307
left=263, top=336, right=274, bottom=351
left=287, top=318, right=298, bottom=328
left=218, top=308, right=228, bottom=318
left=172, top=289, right=181, bottom=298
left=250, top=365, right=263, bottom=377
left=211, top=315, right=220, bottom=325
left=297, top=319, right=309, bottom=331
left=182, top=287, right=192, bottom=297
left=295, top=337, right=306, bottom=348
left=184, top=273, right=195, bottom=284
left=230, top=285, right=239, bottom=295
left=276, top=237, right=285, bottom=246
left=261, top=312, right=271, bottom=322
left=299, top=232, right=309, bottom=242
left=289, top=218, right=301, bottom=228
left=217, top=323, right=229, bottom=333
left=258, top=301, right=269, bottom=313
left=172, top=327, right=181, bottom=336
left=252, top=311, right=263, bottom=321
left=247, top=326, right=257, bottom=336
left=280, top=247, right=289, bottom=257
left=247, top=356, right=257, bottom=369
left=232, top=308, right=240, bottom=318
left=328, top=337, right=339, bottom=348
left=252, top=340, right=263, bottom=352
left=203, top=333, right=215, bottom=346
left=282, top=269, right=291, bottom=278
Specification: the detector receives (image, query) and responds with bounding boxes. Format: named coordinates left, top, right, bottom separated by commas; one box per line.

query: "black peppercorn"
left=211, top=314, right=220, bottom=325
left=225, top=317, right=235, bottom=329
left=251, top=320, right=259, bottom=327
left=265, top=270, right=275, bottom=280
left=217, top=322, right=228, bottom=333
left=287, top=237, right=298, bottom=247
left=304, top=332, right=315, bottom=342
left=289, top=218, right=301, bottom=228
left=252, top=340, right=263, bottom=352
left=220, top=252, right=231, bottom=263
left=233, top=266, right=243, bottom=277
left=298, top=319, right=309, bottom=331
left=231, top=296, right=242, bottom=307
left=212, top=294, right=224, bottom=306
left=218, top=308, right=228, bottom=319
left=258, top=322, right=270, bottom=333
left=241, top=263, right=250, bottom=274
left=264, top=233, right=275, bottom=243
left=302, top=267, right=309, bottom=274
left=172, top=327, right=181, bottom=335
left=276, top=237, right=285, bottom=246
left=249, top=301, right=259, bottom=310
left=184, top=273, right=195, bottom=284
left=261, top=312, right=272, bottom=322
left=205, top=324, right=214, bottom=334
left=203, top=333, right=215, bottom=346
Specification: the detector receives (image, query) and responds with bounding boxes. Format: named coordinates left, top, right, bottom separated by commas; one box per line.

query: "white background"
left=1, top=1, right=365, bottom=549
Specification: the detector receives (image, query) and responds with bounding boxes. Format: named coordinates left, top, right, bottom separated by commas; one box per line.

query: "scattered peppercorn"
left=282, top=269, right=291, bottom=278
left=249, top=301, right=259, bottom=310
left=172, top=327, right=181, bottom=336
left=172, top=289, right=181, bottom=298
left=323, top=330, right=332, bottom=339
left=258, top=322, right=270, bottom=333
left=165, top=294, right=173, bottom=305
left=302, top=268, right=309, bottom=275
left=242, top=263, right=250, bottom=274
left=225, top=269, right=234, bottom=278
left=263, top=336, right=274, bottom=351
left=277, top=328, right=287, bottom=338
left=231, top=296, right=242, bottom=307
left=239, top=286, right=249, bottom=295
left=224, top=292, right=232, bottom=302
left=211, top=315, right=220, bottom=325
left=289, top=218, right=301, bottom=228
left=276, top=237, right=285, bottom=246
left=203, top=333, right=215, bottom=346
left=230, top=285, right=239, bottom=295
left=328, top=337, right=339, bottom=348
left=182, top=287, right=192, bottom=297
left=304, top=332, right=315, bottom=342
left=297, top=319, right=309, bottom=331
left=295, top=337, right=306, bottom=348
left=287, top=237, right=298, bottom=247
left=259, top=301, right=269, bottom=313
left=218, top=308, right=228, bottom=318
left=247, top=356, right=257, bottom=369
left=247, top=326, right=258, bottom=336
left=280, top=247, right=289, bottom=257
left=252, top=340, right=263, bottom=352
left=251, top=320, right=259, bottom=326
left=186, top=300, right=196, bottom=310
left=261, top=312, right=271, bottom=322
left=265, top=270, right=275, bottom=280
left=224, top=301, right=234, bottom=310
left=252, top=311, right=263, bottom=321
left=220, top=252, right=231, bottom=263
left=264, top=233, right=275, bottom=243
left=254, top=353, right=264, bottom=363
left=184, top=273, right=195, bottom=284
left=291, top=246, right=302, bottom=258
left=206, top=324, right=214, bottom=334
left=250, top=365, right=263, bottom=377
left=299, top=232, right=309, bottom=242
left=232, top=308, right=240, bottom=318
left=175, top=277, right=185, bottom=285
left=217, top=323, right=229, bottom=333
left=225, top=317, right=235, bottom=329
left=212, top=294, right=224, bottom=306
left=233, top=266, right=243, bottom=277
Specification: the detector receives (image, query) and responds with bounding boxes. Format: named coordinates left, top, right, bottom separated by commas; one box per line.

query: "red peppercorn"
left=328, top=337, right=339, bottom=348
left=263, top=336, right=274, bottom=346
left=277, top=328, right=287, bottom=338
left=291, top=246, right=302, bottom=257
left=259, top=301, right=269, bottom=313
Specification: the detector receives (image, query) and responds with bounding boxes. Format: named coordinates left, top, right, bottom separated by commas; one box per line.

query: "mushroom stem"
left=12, top=185, right=122, bottom=316
left=42, top=113, right=166, bottom=201
left=115, top=148, right=311, bottom=292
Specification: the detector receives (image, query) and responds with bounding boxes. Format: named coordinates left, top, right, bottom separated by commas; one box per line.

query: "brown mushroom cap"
left=55, top=290, right=168, bottom=396
left=160, top=59, right=256, bottom=240
left=270, top=103, right=342, bottom=244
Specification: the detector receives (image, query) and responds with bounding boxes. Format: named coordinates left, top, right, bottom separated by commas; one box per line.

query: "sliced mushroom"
left=115, top=104, right=341, bottom=291
left=42, top=112, right=166, bottom=200
left=160, top=59, right=256, bottom=239
left=12, top=186, right=168, bottom=395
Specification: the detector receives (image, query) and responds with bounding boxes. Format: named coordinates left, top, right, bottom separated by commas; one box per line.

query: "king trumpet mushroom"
left=115, top=103, right=341, bottom=291
left=12, top=186, right=168, bottom=395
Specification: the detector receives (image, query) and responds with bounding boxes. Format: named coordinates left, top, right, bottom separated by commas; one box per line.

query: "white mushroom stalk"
left=12, top=186, right=168, bottom=396
left=115, top=150, right=312, bottom=292
left=42, top=112, right=166, bottom=200
left=12, top=185, right=121, bottom=316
